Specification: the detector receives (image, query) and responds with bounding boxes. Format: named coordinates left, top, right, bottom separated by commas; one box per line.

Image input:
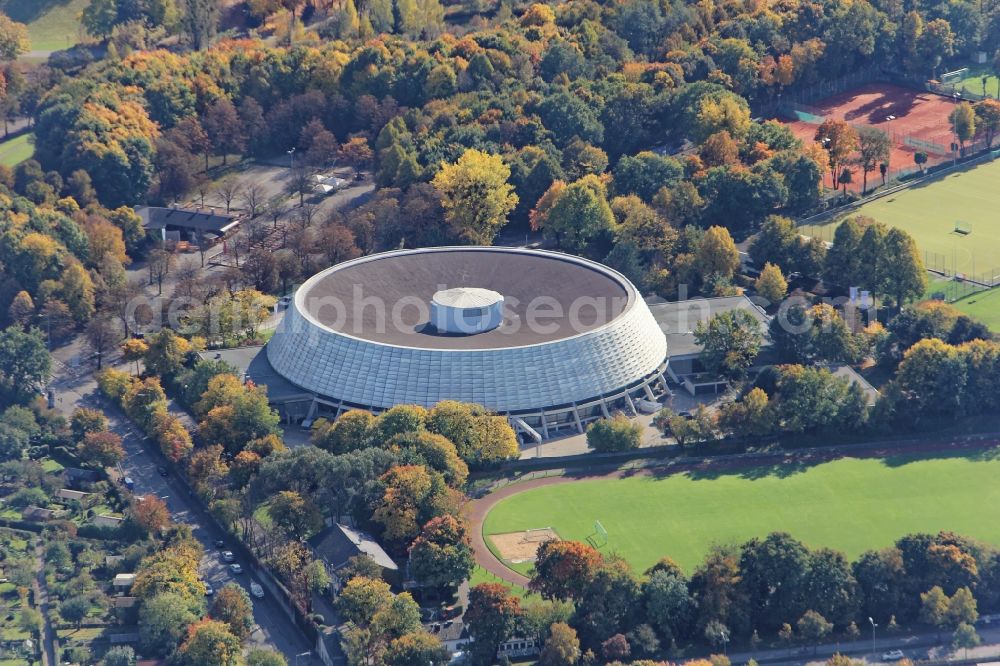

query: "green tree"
left=796, top=610, right=832, bottom=647
left=586, top=414, right=642, bottom=452
left=101, top=646, right=137, bottom=666
left=0, top=326, right=50, bottom=405
left=542, top=176, right=615, bottom=253
left=60, top=595, right=91, bottom=628
left=246, top=649, right=288, bottom=666
left=952, top=622, right=980, bottom=658
left=182, top=0, right=220, bottom=50
left=139, top=592, right=199, bottom=656
left=880, top=228, right=927, bottom=308
left=268, top=490, right=323, bottom=539
left=643, top=569, right=694, bottom=641
left=920, top=586, right=950, bottom=635
left=432, top=149, right=518, bottom=245
left=82, top=0, right=119, bottom=38
left=695, top=309, right=763, bottom=380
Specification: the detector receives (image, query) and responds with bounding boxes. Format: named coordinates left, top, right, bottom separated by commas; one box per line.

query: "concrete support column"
left=624, top=392, right=638, bottom=416
left=642, top=381, right=656, bottom=401
left=571, top=403, right=584, bottom=433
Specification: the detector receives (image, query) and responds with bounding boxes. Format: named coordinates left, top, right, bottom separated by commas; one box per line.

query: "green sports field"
left=0, top=0, right=88, bottom=54
left=799, top=156, right=1000, bottom=281
left=0, top=134, right=33, bottom=167
left=483, top=452, right=1000, bottom=574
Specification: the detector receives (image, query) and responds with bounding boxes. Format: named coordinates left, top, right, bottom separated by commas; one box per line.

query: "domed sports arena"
left=266, top=247, right=668, bottom=438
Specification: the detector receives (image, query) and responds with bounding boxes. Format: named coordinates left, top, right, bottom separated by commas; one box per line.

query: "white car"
left=250, top=582, right=264, bottom=598
left=229, top=563, right=243, bottom=574
left=882, top=650, right=905, bottom=662
left=221, top=551, right=235, bottom=563
left=204, top=583, right=214, bottom=596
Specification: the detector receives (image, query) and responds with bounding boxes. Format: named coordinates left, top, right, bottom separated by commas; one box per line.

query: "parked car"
left=214, top=540, right=225, bottom=549
left=157, top=466, right=169, bottom=477
left=250, top=582, right=264, bottom=598
left=882, top=650, right=905, bottom=662
left=230, top=563, right=243, bottom=574
left=204, top=583, right=214, bottom=596
left=123, top=477, right=134, bottom=491
left=221, top=551, right=235, bottom=563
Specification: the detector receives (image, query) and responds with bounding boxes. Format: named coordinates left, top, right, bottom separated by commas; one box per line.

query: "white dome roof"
left=432, top=287, right=503, bottom=309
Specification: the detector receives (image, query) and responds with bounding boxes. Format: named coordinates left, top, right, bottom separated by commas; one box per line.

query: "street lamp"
left=287, top=147, right=296, bottom=170
left=869, top=617, right=877, bottom=657
left=721, top=628, right=729, bottom=657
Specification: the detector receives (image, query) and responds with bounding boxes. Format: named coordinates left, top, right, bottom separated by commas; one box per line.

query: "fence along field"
left=778, top=82, right=962, bottom=191
left=799, top=151, right=1000, bottom=292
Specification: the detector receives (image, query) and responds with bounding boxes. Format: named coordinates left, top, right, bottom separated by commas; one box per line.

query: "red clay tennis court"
left=778, top=82, right=960, bottom=190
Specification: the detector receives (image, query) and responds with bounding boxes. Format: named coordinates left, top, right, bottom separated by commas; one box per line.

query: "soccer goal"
left=942, top=68, right=969, bottom=84
left=590, top=520, right=609, bottom=548
left=955, top=221, right=972, bottom=235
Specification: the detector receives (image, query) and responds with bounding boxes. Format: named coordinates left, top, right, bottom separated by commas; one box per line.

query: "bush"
left=586, top=414, right=642, bottom=452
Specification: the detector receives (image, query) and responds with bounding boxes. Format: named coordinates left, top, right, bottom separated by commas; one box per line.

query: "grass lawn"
left=951, top=65, right=1000, bottom=99
left=468, top=565, right=528, bottom=598
left=483, top=451, right=1000, bottom=574
left=800, top=156, right=1000, bottom=280
left=948, top=286, right=1000, bottom=331
left=0, top=134, right=33, bottom=168
left=0, top=0, right=88, bottom=53
left=40, top=458, right=64, bottom=473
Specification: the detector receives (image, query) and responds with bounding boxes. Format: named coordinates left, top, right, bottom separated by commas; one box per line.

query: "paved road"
left=47, top=349, right=317, bottom=663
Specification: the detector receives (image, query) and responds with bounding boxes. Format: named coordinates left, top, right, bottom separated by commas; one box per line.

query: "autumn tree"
left=71, top=407, right=108, bottom=442
left=530, top=540, right=603, bottom=600
left=339, top=137, right=374, bottom=177
left=211, top=583, right=255, bottom=640
left=131, top=495, right=171, bottom=534
left=696, top=226, right=740, bottom=284
left=79, top=430, right=125, bottom=467
left=465, top=584, right=522, bottom=665
left=540, top=622, right=582, bottom=666
left=432, top=149, right=518, bottom=245
left=950, top=103, right=976, bottom=154
left=177, top=619, right=241, bottom=666
left=385, top=632, right=450, bottom=666
left=0, top=13, right=28, bottom=59
left=975, top=99, right=1000, bottom=148
left=856, top=127, right=891, bottom=194
left=815, top=120, right=858, bottom=189
left=204, top=98, right=245, bottom=165
left=408, top=515, right=475, bottom=589
left=755, top=262, right=788, bottom=304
